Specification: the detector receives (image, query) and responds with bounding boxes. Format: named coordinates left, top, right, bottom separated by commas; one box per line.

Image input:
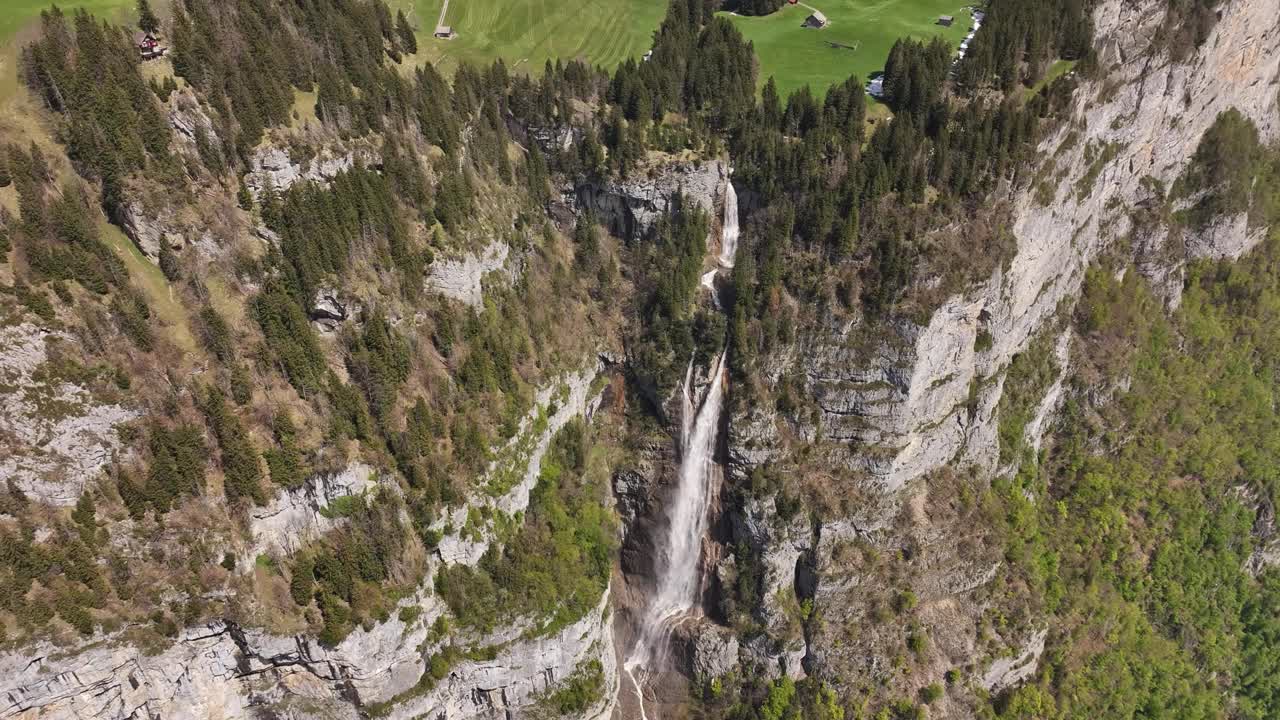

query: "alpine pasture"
left=400, top=0, right=666, bottom=74
left=1, top=0, right=140, bottom=43
left=724, top=0, right=974, bottom=98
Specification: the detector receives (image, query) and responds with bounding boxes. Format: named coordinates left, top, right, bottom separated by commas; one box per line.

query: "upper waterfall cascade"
left=718, top=181, right=738, bottom=269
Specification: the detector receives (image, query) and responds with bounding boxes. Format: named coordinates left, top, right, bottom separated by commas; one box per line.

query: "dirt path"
left=436, top=0, right=451, bottom=30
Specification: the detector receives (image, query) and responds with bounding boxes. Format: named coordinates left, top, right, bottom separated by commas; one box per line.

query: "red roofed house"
left=135, top=32, right=165, bottom=60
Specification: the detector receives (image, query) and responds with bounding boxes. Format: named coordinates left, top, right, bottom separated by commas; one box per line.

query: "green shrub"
left=290, top=556, right=315, bottom=606
left=541, top=659, right=605, bottom=715
left=398, top=605, right=421, bottom=625
left=921, top=683, right=943, bottom=703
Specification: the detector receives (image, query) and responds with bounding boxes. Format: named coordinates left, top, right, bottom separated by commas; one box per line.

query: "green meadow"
left=724, top=0, right=973, bottom=98
left=399, top=0, right=666, bottom=74
left=0, top=1, right=139, bottom=44
left=1, top=0, right=975, bottom=106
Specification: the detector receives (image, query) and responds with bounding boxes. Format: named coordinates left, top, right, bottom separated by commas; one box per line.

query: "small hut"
left=937, top=15, right=954, bottom=26
left=434, top=25, right=455, bottom=39
left=803, top=10, right=827, bottom=28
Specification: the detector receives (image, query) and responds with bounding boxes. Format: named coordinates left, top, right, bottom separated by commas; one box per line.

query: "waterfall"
left=624, top=351, right=727, bottom=718
left=625, top=175, right=739, bottom=718
left=717, top=181, right=739, bottom=269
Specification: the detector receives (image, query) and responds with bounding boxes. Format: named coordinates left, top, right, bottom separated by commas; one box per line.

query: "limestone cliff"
left=719, top=0, right=1280, bottom=702
left=574, top=159, right=727, bottom=241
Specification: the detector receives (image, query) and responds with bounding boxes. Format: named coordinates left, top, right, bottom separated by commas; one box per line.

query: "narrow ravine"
left=624, top=177, right=739, bottom=719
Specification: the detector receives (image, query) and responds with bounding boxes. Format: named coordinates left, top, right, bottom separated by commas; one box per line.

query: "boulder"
left=687, top=624, right=739, bottom=680
left=309, top=286, right=354, bottom=333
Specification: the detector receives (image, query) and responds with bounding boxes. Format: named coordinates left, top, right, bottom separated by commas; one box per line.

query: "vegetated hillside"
left=0, top=0, right=1277, bottom=718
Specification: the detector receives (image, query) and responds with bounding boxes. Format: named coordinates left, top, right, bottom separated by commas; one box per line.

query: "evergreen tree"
left=137, top=0, right=160, bottom=34
left=199, top=385, right=266, bottom=505
left=396, top=11, right=418, bottom=54
left=158, top=236, right=180, bottom=281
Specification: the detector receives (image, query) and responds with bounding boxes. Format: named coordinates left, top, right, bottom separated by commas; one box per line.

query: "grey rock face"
left=119, top=199, right=185, bottom=262
left=244, top=145, right=377, bottom=199
left=309, top=286, right=356, bottom=333
left=435, top=365, right=604, bottom=565
left=613, top=468, right=652, bottom=527
left=0, top=324, right=137, bottom=506
left=0, top=620, right=352, bottom=720
left=168, top=88, right=220, bottom=163
left=242, top=462, right=380, bottom=568
left=575, top=159, right=727, bottom=241
left=425, top=241, right=511, bottom=308
left=980, top=628, right=1049, bottom=692
left=529, top=124, right=575, bottom=154
left=686, top=624, right=740, bottom=680
left=716, top=0, right=1280, bottom=705
left=0, top=368, right=617, bottom=720
left=727, top=497, right=813, bottom=677
left=732, top=0, right=1280, bottom=495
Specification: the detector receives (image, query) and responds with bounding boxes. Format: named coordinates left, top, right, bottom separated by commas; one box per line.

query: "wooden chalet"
left=135, top=32, right=166, bottom=60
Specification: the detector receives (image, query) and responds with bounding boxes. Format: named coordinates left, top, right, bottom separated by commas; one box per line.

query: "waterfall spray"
left=624, top=351, right=726, bottom=718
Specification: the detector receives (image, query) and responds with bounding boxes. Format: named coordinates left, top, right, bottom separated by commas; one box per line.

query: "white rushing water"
left=624, top=352, right=727, bottom=719
left=701, top=181, right=739, bottom=304
left=717, top=181, right=739, bottom=269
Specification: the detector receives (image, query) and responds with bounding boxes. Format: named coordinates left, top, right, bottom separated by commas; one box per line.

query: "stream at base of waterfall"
left=624, top=179, right=738, bottom=720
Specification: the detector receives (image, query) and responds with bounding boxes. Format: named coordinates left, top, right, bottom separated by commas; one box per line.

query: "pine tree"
left=200, top=385, right=266, bottom=505
left=290, top=555, right=315, bottom=605
left=395, top=11, right=418, bottom=55
left=137, top=0, right=160, bottom=34
left=237, top=180, right=253, bottom=211
left=158, top=236, right=180, bottom=281
left=72, top=491, right=97, bottom=544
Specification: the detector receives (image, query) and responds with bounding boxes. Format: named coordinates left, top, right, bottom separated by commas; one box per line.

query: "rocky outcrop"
left=167, top=88, right=221, bottom=163
left=0, top=324, right=137, bottom=506
left=244, top=145, right=378, bottom=199
left=685, top=624, right=740, bottom=680
left=435, top=365, right=603, bottom=565
left=388, top=590, right=617, bottom=720
left=309, top=286, right=358, bottom=333
left=715, top=0, right=1280, bottom=707
left=734, top=0, right=1280, bottom=494
left=118, top=199, right=186, bottom=262
left=980, top=628, right=1049, bottom=692
left=242, top=462, right=380, bottom=567
left=723, top=497, right=813, bottom=678
left=575, top=159, right=727, bottom=241
left=425, top=241, right=511, bottom=308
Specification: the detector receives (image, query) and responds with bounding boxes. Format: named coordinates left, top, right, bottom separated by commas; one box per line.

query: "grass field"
left=397, top=0, right=665, bottom=74
left=724, top=0, right=973, bottom=98
left=100, top=221, right=198, bottom=355
left=0, top=1, right=139, bottom=45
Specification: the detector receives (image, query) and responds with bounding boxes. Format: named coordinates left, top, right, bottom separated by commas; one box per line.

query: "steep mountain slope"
left=0, top=0, right=1278, bottom=718
left=709, top=0, right=1280, bottom=713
